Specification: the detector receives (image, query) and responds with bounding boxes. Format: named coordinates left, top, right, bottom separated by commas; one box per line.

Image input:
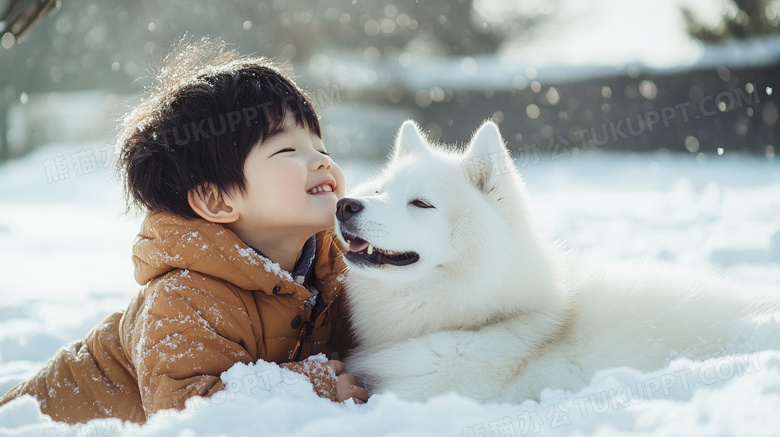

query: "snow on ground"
left=0, top=141, right=778, bottom=436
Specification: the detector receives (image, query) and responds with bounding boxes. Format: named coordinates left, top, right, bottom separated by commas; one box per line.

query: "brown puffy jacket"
left=0, top=212, right=352, bottom=424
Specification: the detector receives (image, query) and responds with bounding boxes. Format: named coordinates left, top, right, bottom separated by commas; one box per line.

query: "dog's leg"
left=348, top=316, right=560, bottom=402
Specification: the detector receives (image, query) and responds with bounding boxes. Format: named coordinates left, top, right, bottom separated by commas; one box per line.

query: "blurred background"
left=0, top=0, right=778, bottom=162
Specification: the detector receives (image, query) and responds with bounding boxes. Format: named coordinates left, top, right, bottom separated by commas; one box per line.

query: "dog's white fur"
left=336, top=120, right=780, bottom=403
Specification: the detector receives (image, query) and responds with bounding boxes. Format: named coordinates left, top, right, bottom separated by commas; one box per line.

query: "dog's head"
left=335, top=120, right=535, bottom=285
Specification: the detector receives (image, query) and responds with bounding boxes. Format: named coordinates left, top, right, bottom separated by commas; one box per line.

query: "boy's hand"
left=327, top=360, right=368, bottom=404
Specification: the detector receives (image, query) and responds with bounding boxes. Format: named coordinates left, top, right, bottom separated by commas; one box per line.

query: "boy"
left=0, top=39, right=366, bottom=424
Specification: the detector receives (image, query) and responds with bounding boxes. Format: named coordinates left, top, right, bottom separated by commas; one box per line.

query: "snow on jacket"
left=0, top=211, right=352, bottom=424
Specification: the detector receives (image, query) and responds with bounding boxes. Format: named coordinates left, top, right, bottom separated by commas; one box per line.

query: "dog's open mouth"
left=341, top=231, right=419, bottom=267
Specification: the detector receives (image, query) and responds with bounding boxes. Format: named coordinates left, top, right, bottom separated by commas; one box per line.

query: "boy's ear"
left=187, top=184, right=239, bottom=223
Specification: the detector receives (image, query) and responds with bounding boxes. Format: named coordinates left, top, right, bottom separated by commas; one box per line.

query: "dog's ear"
left=391, top=120, right=429, bottom=161
left=462, top=121, right=514, bottom=193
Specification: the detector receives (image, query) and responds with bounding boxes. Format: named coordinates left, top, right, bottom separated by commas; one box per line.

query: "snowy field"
left=0, top=141, right=778, bottom=436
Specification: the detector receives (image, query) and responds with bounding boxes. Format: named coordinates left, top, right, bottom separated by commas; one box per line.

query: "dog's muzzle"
left=335, top=198, right=420, bottom=267
left=336, top=198, right=363, bottom=222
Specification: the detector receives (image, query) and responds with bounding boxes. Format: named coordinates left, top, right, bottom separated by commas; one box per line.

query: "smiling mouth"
left=307, top=182, right=335, bottom=195
left=340, top=230, right=419, bottom=267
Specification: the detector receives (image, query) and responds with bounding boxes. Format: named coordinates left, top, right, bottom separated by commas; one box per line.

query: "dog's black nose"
left=336, top=198, right=363, bottom=222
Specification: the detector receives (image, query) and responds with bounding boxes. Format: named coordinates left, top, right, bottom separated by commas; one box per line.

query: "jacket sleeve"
left=125, top=274, right=255, bottom=416
left=279, top=359, right=339, bottom=402
left=125, top=273, right=342, bottom=415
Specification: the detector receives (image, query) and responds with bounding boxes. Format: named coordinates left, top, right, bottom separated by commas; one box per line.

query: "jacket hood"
left=132, top=211, right=346, bottom=299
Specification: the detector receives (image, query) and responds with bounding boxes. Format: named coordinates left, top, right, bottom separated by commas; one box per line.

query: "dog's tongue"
left=349, top=239, right=370, bottom=253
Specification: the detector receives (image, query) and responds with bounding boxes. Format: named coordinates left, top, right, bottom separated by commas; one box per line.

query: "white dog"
left=334, top=120, right=780, bottom=403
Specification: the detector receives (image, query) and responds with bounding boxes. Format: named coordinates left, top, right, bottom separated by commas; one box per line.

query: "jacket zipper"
left=292, top=286, right=342, bottom=361
left=304, top=299, right=314, bottom=342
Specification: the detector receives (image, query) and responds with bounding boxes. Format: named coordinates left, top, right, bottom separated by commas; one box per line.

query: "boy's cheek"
left=332, top=163, right=346, bottom=199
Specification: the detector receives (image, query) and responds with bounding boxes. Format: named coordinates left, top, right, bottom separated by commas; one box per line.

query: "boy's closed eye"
left=271, top=148, right=332, bottom=157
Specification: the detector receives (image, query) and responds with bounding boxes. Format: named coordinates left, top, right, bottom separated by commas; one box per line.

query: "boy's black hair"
left=116, top=38, right=321, bottom=219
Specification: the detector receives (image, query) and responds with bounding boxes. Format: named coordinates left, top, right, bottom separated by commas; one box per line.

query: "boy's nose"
left=312, top=151, right=332, bottom=170
left=336, top=198, right=363, bottom=222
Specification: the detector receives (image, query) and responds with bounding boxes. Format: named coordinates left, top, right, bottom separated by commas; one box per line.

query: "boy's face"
left=228, top=117, right=346, bottom=239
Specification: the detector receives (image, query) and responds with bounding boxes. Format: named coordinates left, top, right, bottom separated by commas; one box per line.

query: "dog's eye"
left=374, top=188, right=381, bottom=195
left=409, top=199, right=435, bottom=209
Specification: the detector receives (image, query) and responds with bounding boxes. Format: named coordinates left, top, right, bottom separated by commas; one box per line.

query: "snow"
left=481, top=0, right=780, bottom=70
left=0, top=141, right=779, bottom=436
left=376, top=34, right=780, bottom=92
left=308, top=0, right=780, bottom=94
left=234, top=243, right=296, bottom=283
